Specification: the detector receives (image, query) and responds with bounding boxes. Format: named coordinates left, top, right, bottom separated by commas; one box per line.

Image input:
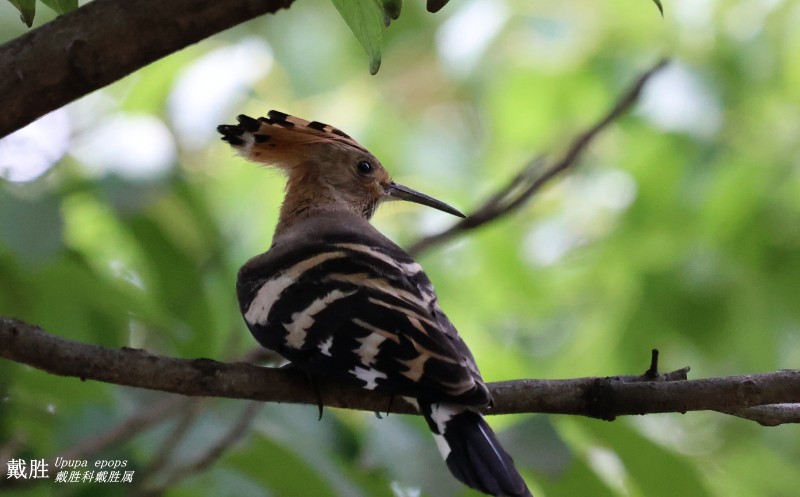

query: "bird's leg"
left=281, top=362, right=325, bottom=420
left=374, top=394, right=396, bottom=419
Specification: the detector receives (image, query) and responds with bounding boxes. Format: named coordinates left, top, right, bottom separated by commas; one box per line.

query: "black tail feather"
left=423, top=403, right=532, bottom=497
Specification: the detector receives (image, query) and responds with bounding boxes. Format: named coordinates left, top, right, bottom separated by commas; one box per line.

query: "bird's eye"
left=356, top=161, right=373, bottom=175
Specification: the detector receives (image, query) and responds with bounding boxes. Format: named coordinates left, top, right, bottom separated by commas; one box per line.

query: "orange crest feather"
left=218, top=110, right=368, bottom=170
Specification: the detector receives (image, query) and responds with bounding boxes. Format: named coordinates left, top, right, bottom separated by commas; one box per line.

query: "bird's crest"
left=217, top=110, right=369, bottom=169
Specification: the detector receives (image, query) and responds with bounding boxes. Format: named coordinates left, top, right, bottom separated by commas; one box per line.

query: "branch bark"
left=2, top=317, right=799, bottom=424
left=0, top=0, right=295, bottom=139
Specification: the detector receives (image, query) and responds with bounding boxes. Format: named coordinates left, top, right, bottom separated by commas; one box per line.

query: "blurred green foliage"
left=4, top=0, right=76, bottom=27
left=1, top=0, right=799, bottom=496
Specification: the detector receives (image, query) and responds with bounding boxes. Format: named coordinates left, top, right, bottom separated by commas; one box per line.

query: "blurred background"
left=1, top=0, right=799, bottom=496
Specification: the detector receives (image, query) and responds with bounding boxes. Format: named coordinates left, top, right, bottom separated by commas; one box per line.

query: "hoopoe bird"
left=218, top=110, right=531, bottom=497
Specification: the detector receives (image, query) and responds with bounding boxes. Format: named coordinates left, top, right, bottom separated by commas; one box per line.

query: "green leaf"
left=6, top=0, right=36, bottom=27
left=330, top=0, right=383, bottom=75
left=40, top=0, right=78, bottom=15
left=651, top=0, right=664, bottom=16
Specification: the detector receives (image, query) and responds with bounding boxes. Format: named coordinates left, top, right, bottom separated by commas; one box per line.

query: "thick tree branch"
left=0, top=0, right=295, bottom=138
left=2, top=317, right=799, bottom=424
left=408, top=58, right=669, bottom=257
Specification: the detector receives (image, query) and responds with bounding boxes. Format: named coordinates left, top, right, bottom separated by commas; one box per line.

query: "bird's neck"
left=274, top=177, right=376, bottom=239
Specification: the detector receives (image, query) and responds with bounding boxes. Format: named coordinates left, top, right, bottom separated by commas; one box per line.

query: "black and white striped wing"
left=237, top=238, right=490, bottom=406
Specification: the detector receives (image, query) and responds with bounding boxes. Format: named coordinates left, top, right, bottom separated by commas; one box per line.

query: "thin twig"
left=408, top=58, right=669, bottom=257
left=140, top=399, right=206, bottom=475
left=60, top=396, right=189, bottom=461
left=135, top=401, right=263, bottom=497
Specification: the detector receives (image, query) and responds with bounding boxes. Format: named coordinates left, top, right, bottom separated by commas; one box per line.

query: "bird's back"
left=237, top=210, right=491, bottom=407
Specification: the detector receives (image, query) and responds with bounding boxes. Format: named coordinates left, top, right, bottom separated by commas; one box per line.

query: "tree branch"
left=408, top=58, right=669, bottom=257
left=716, top=403, right=800, bottom=426
left=135, top=401, right=262, bottom=497
left=0, top=0, right=295, bottom=139
left=57, top=396, right=191, bottom=461
left=140, top=399, right=206, bottom=476
left=2, top=317, right=799, bottom=424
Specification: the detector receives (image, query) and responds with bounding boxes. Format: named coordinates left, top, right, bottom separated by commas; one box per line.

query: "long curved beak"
left=384, top=182, right=466, bottom=218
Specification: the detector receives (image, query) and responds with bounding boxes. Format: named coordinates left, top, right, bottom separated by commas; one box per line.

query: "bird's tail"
left=421, top=402, right=532, bottom=497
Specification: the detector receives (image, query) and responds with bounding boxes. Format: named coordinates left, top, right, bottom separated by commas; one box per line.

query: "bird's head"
left=218, top=111, right=465, bottom=220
